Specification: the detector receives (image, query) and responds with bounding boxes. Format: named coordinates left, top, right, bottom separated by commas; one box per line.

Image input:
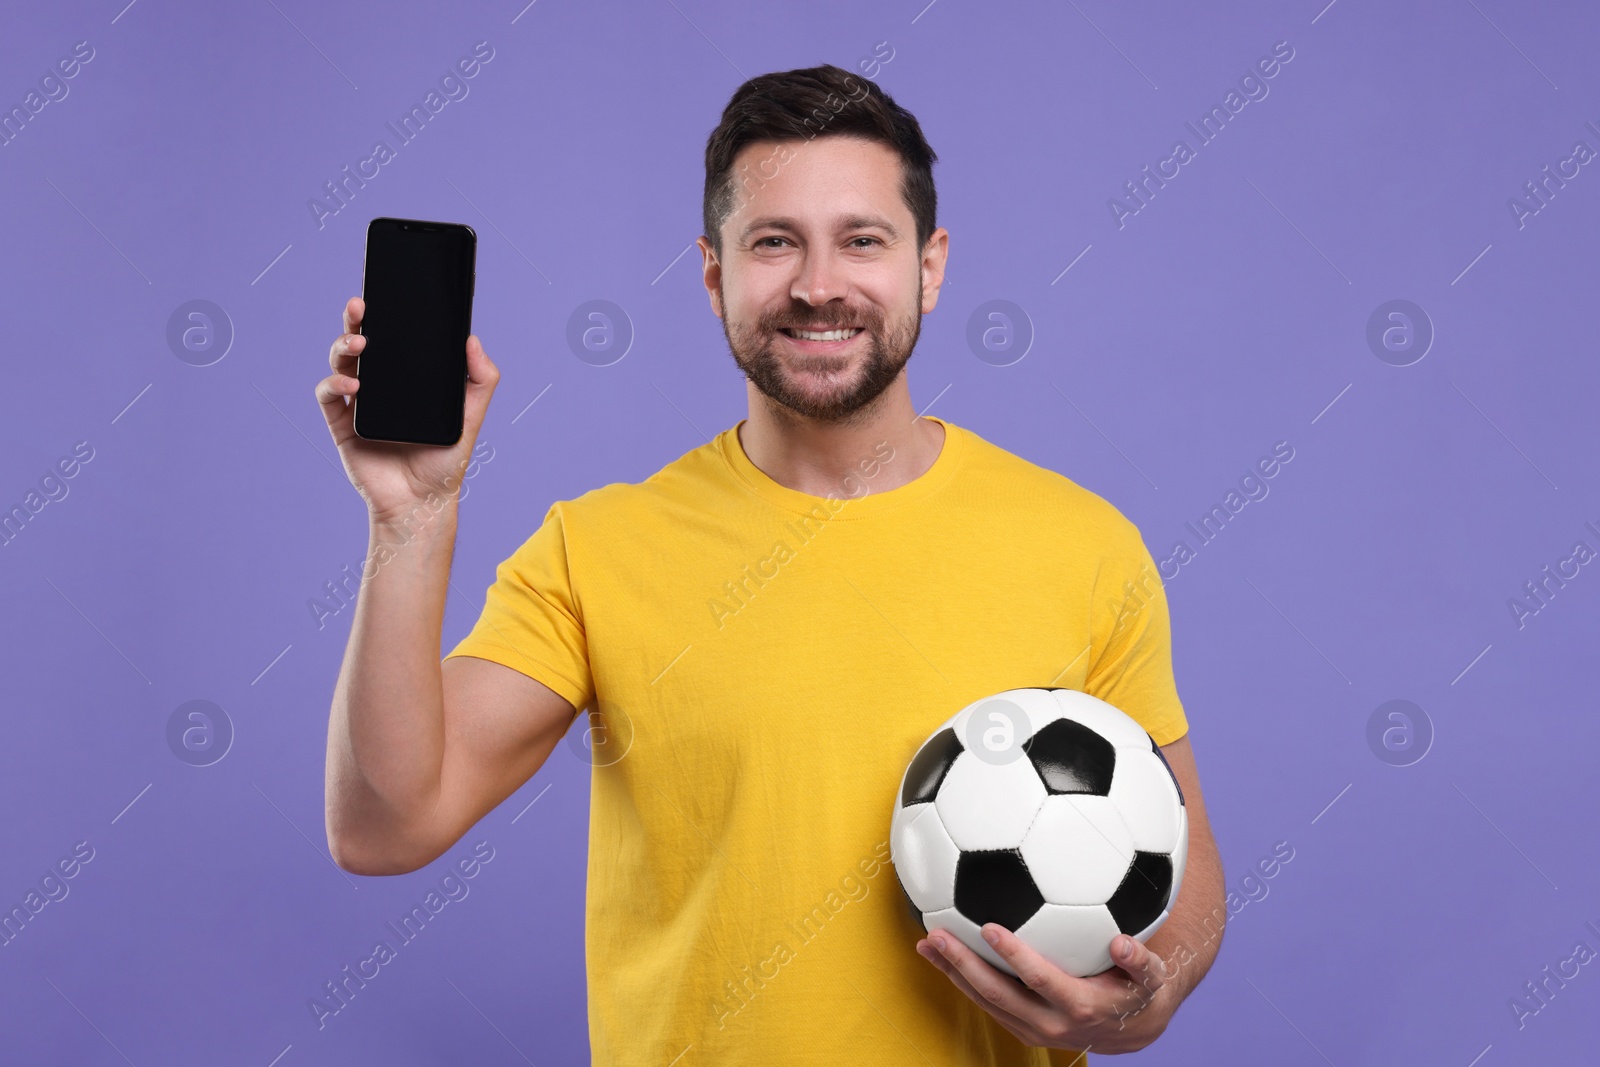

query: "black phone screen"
left=354, top=217, right=476, bottom=445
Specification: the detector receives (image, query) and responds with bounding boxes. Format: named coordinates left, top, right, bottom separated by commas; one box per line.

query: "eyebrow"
left=738, top=214, right=902, bottom=243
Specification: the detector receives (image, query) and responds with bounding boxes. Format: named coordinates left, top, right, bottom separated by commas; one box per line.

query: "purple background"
left=3, top=0, right=1597, bottom=1062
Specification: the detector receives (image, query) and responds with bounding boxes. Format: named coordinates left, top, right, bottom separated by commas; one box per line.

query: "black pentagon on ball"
left=1150, top=735, right=1186, bottom=807
left=902, top=728, right=964, bottom=806
left=1105, top=851, right=1173, bottom=935
left=1023, top=718, right=1117, bottom=796
left=953, top=849, right=1044, bottom=932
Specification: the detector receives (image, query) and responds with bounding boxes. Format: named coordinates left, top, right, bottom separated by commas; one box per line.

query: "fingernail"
left=982, top=927, right=1000, bottom=946
left=931, top=935, right=948, bottom=953
left=1120, top=937, right=1135, bottom=956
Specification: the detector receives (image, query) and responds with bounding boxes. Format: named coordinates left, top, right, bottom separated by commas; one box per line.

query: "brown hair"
left=701, top=63, right=938, bottom=259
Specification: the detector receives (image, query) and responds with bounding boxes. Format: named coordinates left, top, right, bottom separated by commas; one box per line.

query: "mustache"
left=764, top=310, right=878, bottom=331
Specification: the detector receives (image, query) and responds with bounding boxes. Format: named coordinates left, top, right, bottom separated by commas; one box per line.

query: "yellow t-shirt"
left=445, top=415, right=1188, bottom=1066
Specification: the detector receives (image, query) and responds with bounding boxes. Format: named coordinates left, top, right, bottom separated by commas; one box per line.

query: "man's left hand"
left=915, top=924, right=1175, bottom=1053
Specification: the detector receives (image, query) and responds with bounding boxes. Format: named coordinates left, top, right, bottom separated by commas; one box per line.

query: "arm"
left=1118, top=733, right=1226, bottom=1028
left=323, top=502, right=579, bottom=876
left=315, top=295, right=579, bottom=876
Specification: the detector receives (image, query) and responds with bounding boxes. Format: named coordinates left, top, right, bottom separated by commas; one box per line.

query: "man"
left=317, top=63, right=1224, bottom=1064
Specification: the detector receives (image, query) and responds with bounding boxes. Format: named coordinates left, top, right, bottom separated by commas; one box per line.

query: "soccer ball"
left=890, top=687, right=1187, bottom=979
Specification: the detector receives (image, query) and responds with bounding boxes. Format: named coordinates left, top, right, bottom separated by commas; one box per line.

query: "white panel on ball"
left=1014, top=903, right=1124, bottom=978
left=1020, top=795, right=1136, bottom=906
left=922, top=906, right=1017, bottom=977
left=892, top=803, right=962, bottom=913
left=1107, top=746, right=1183, bottom=852
left=1049, top=689, right=1152, bottom=749
left=941, top=687, right=1058, bottom=750
left=960, top=687, right=1062, bottom=748
left=935, top=753, right=1047, bottom=852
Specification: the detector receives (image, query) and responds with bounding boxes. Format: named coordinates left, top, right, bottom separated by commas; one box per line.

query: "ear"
left=920, top=227, right=949, bottom=314
left=696, top=235, right=723, bottom=319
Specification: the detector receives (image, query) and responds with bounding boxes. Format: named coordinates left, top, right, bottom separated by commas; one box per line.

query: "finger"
left=329, top=331, right=366, bottom=374
left=923, top=930, right=1059, bottom=1035
left=917, top=938, right=1039, bottom=1043
left=982, top=923, right=1091, bottom=1012
left=461, top=334, right=499, bottom=436
left=1109, top=934, right=1168, bottom=1000
left=465, top=334, right=498, bottom=389
left=1103, top=935, right=1169, bottom=1023
left=343, top=296, right=364, bottom=335
left=314, top=372, right=359, bottom=425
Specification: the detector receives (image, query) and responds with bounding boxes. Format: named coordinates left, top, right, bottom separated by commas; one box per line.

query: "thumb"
left=463, top=334, right=499, bottom=431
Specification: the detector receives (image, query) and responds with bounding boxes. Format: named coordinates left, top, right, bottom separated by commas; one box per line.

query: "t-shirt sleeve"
left=1084, top=521, right=1189, bottom=747
left=444, top=501, right=595, bottom=713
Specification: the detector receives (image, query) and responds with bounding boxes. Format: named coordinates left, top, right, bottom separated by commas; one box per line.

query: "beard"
left=720, top=277, right=922, bottom=424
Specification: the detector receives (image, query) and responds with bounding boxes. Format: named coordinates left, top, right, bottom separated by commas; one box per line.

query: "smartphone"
left=353, top=217, right=477, bottom=446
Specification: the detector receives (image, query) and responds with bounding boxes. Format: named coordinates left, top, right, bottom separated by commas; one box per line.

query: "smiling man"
left=319, top=63, right=1224, bottom=1065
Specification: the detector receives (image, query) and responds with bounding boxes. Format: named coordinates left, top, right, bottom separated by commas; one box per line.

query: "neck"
left=738, top=378, right=946, bottom=498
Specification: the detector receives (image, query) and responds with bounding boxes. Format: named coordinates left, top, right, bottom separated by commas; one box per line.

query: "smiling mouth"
left=779, top=327, right=865, bottom=343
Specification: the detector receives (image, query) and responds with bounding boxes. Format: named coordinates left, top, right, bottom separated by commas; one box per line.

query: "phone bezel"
left=352, top=216, right=478, bottom=447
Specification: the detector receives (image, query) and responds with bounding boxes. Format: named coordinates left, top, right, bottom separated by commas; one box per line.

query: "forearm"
left=325, top=498, right=459, bottom=872
left=1146, top=828, right=1227, bottom=1003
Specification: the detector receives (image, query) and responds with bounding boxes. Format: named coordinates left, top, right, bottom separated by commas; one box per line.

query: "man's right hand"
left=314, top=296, right=500, bottom=525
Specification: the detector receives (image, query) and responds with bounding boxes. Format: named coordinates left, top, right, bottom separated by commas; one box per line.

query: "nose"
left=791, top=249, right=848, bottom=308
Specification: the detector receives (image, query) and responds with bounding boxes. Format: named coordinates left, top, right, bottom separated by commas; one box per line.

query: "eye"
left=849, top=236, right=882, bottom=248
left=755, top=236, right=789, bottom=248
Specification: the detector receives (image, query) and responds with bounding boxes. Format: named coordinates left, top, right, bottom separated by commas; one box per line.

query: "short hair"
left=701, top=63, right=938, bottom=259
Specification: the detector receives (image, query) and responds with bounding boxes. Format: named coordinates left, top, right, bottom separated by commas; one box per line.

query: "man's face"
left=699, top=135, right=946, bottom=424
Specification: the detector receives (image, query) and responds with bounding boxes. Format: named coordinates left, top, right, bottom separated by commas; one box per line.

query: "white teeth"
left=787, top=327, right=863, bottom=342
